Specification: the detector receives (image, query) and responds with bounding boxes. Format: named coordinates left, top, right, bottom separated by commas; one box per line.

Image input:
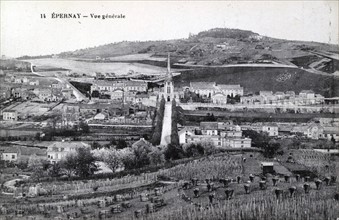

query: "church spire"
left=165, top=53, right=173, bottom=82
left=167, top=52, right=171, bottom=74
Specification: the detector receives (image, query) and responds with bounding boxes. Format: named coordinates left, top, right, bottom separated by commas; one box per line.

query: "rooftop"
left=190, top=82, right=216, bottom=90
left=217, top=84, right=242, bottom=89
left=200, top=122, right=219, bottom=130
left=47, top=141, right=90, bottom=150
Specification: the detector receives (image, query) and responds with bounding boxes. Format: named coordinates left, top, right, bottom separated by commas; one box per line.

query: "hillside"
left=48, top=28, right=338, bottom=72
left=175, top=66, right=338, bottom=97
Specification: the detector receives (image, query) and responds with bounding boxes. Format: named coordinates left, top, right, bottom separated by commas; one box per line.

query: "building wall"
left=3, top=112, right=17, bottom=121
left=1, top=153, right=18, bottom=162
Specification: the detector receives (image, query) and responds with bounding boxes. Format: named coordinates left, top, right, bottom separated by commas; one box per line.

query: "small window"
left=12, top=155, right=15, bottom=159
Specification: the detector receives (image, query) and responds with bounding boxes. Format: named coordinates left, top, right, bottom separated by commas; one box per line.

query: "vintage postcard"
left=0, top=1, right=338, bottom=219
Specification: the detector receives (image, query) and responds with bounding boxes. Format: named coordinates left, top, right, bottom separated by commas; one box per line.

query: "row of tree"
left=150, top=97, right=166, bottom=145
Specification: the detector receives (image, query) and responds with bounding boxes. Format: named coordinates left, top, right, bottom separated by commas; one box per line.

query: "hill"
left=42, top=28, right=339, bottom=72
left=175, top=66, right=338, bottom=97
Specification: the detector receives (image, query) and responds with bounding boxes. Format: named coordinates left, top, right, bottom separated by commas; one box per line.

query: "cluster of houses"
left=1, top=73, right=74, bottom=102
left=241, top=121, right=339, bottom=142
left=60, top=102, right=154, bottom=127
left=90, top=80, right=148, bottom=101
left=178, top=121, right=252, bottom=148
left=240, top=90, right=324, bottom=106
left=189, top=82, right=244, bottom=104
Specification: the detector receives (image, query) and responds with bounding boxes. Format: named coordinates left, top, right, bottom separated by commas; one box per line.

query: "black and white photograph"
left=0, top=1, right=338, bottom=219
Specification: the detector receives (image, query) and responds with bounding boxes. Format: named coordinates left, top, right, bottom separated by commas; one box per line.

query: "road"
left=160, top=103, right=172, bottom=146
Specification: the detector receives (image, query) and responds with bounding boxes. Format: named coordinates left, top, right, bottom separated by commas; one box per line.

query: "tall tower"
left=163, top=53, right=174, bottom=102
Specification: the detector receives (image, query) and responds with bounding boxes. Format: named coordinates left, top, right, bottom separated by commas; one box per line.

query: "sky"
left=1, top=1, right=338, bottom=58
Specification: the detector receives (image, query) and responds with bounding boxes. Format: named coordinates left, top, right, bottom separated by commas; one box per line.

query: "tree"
left=164, top=143, right=184, bottom=160
left=91, top=141, right=102, bottom=150
left=116, top=139, right=128, bottom=149
left=120, top=148, right=137, bottom=170
left=243, top=130, right=281, bottom=158
left=101, top=149, right=123, bottom=173
left=171, top=99, right=180, bottom=147
left=150, top=97, right=165, bottom=145
left=60, top=153, right=77, bottom=178
left=27, top=156, right=50, bottom=180
left=35, top=132, right=41, bottom=141
left=148, top=147, right=165, bottom=166
left=48, top=162, right=62, bottom=177
left=75, top=147, right=98, bottom=178
left=79, top=120, right=89, bottom=133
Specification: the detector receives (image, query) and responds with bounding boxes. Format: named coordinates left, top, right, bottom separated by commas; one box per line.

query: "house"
left=93, top=112, right=108, bottom=120
left=132, top=138, right=152, bottom=148
left=323, top=127, right=339, bottom=142
left=306, top=124, right=324, bottom=140
left=190, top=82, right=217, bottom=97
left=2, top=110, right=18, bottom=121
left=185, top=134, right=223, bottom=147
left=110, top=89, right=124, bottom=101
left=47, top=141, right=90, bottom=163
left=211, top=92, right=227, bottom=104
left=225, top=137, right=252, bottom=148
left=200, top=122, right=219, bottom=136
left=0, top=147, right=19, bottom=162
left=178, top=127, right=194, bottom=145
left=217, top=84, right=244, bottom=97
left=91, top=80, right=148, bottom=95
left=125, top=81, right=148, bottom=92
left=262, top=124, right=279, bottom=137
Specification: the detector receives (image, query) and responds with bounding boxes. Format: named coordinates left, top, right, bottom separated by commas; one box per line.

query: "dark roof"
left=0, top=146, right=19, bottom=154
left=132, top=138, right=151, bottom=148
left=200, top=122, right=219, bottom=130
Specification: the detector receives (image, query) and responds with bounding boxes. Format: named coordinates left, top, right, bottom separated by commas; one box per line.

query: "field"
left=25, top=58, right=169, bottom=76
left=0, top=152, right=337, bottom=220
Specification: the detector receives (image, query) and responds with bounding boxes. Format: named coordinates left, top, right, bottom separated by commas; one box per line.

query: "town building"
left=2, top=110, right=18, bottom=121
left=189, top=82, right=243, bottom=100
left=90, top=80, right=147, bottom=97
left=211, top=92, right=228, bottom=104
left=224, top=137, right=252, bottom=148
left=47, top=141, right=90, bottom=163
left=262, top=124, right=279, bottom=137
left=306, top=124, right=324, bottom=140
left=0, top=147, right=19, bottom=162
left=132, top=138, right=152, bottom=148
left=178, top=127, right=194, bottom=145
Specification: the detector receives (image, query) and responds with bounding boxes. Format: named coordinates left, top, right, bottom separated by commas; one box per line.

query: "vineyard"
left=292, top=149, right=336, bottom=177
left=0, top=153, right=338, bottom=219
left=157, top=155, right=243, bottom=180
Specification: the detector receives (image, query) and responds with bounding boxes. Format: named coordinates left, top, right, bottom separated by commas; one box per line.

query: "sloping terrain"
left=174, top=66, right=338, bottom=97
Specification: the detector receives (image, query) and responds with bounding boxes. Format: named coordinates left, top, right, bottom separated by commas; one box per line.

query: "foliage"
left=116, top=139, right=128, bottom=149
left=149, top=147, right=166, bottom=166
left=79, top=120, right=90, bottom=133
left=48, top=163, right=62, bottom=177
left=183, top=140, right=216, bottom=157
left=96, top=149, right=123, bottom=172
left=60, top=153, right=78, bottom=178
left=150, top=97, right=166, bottom=145
left=74, top=147, right=98, bottom=177
left=91, top=141, right=102, bottom=149
left=243, top=130, right=282, bottom=158
left=170, top=99, right=180, bottom=147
